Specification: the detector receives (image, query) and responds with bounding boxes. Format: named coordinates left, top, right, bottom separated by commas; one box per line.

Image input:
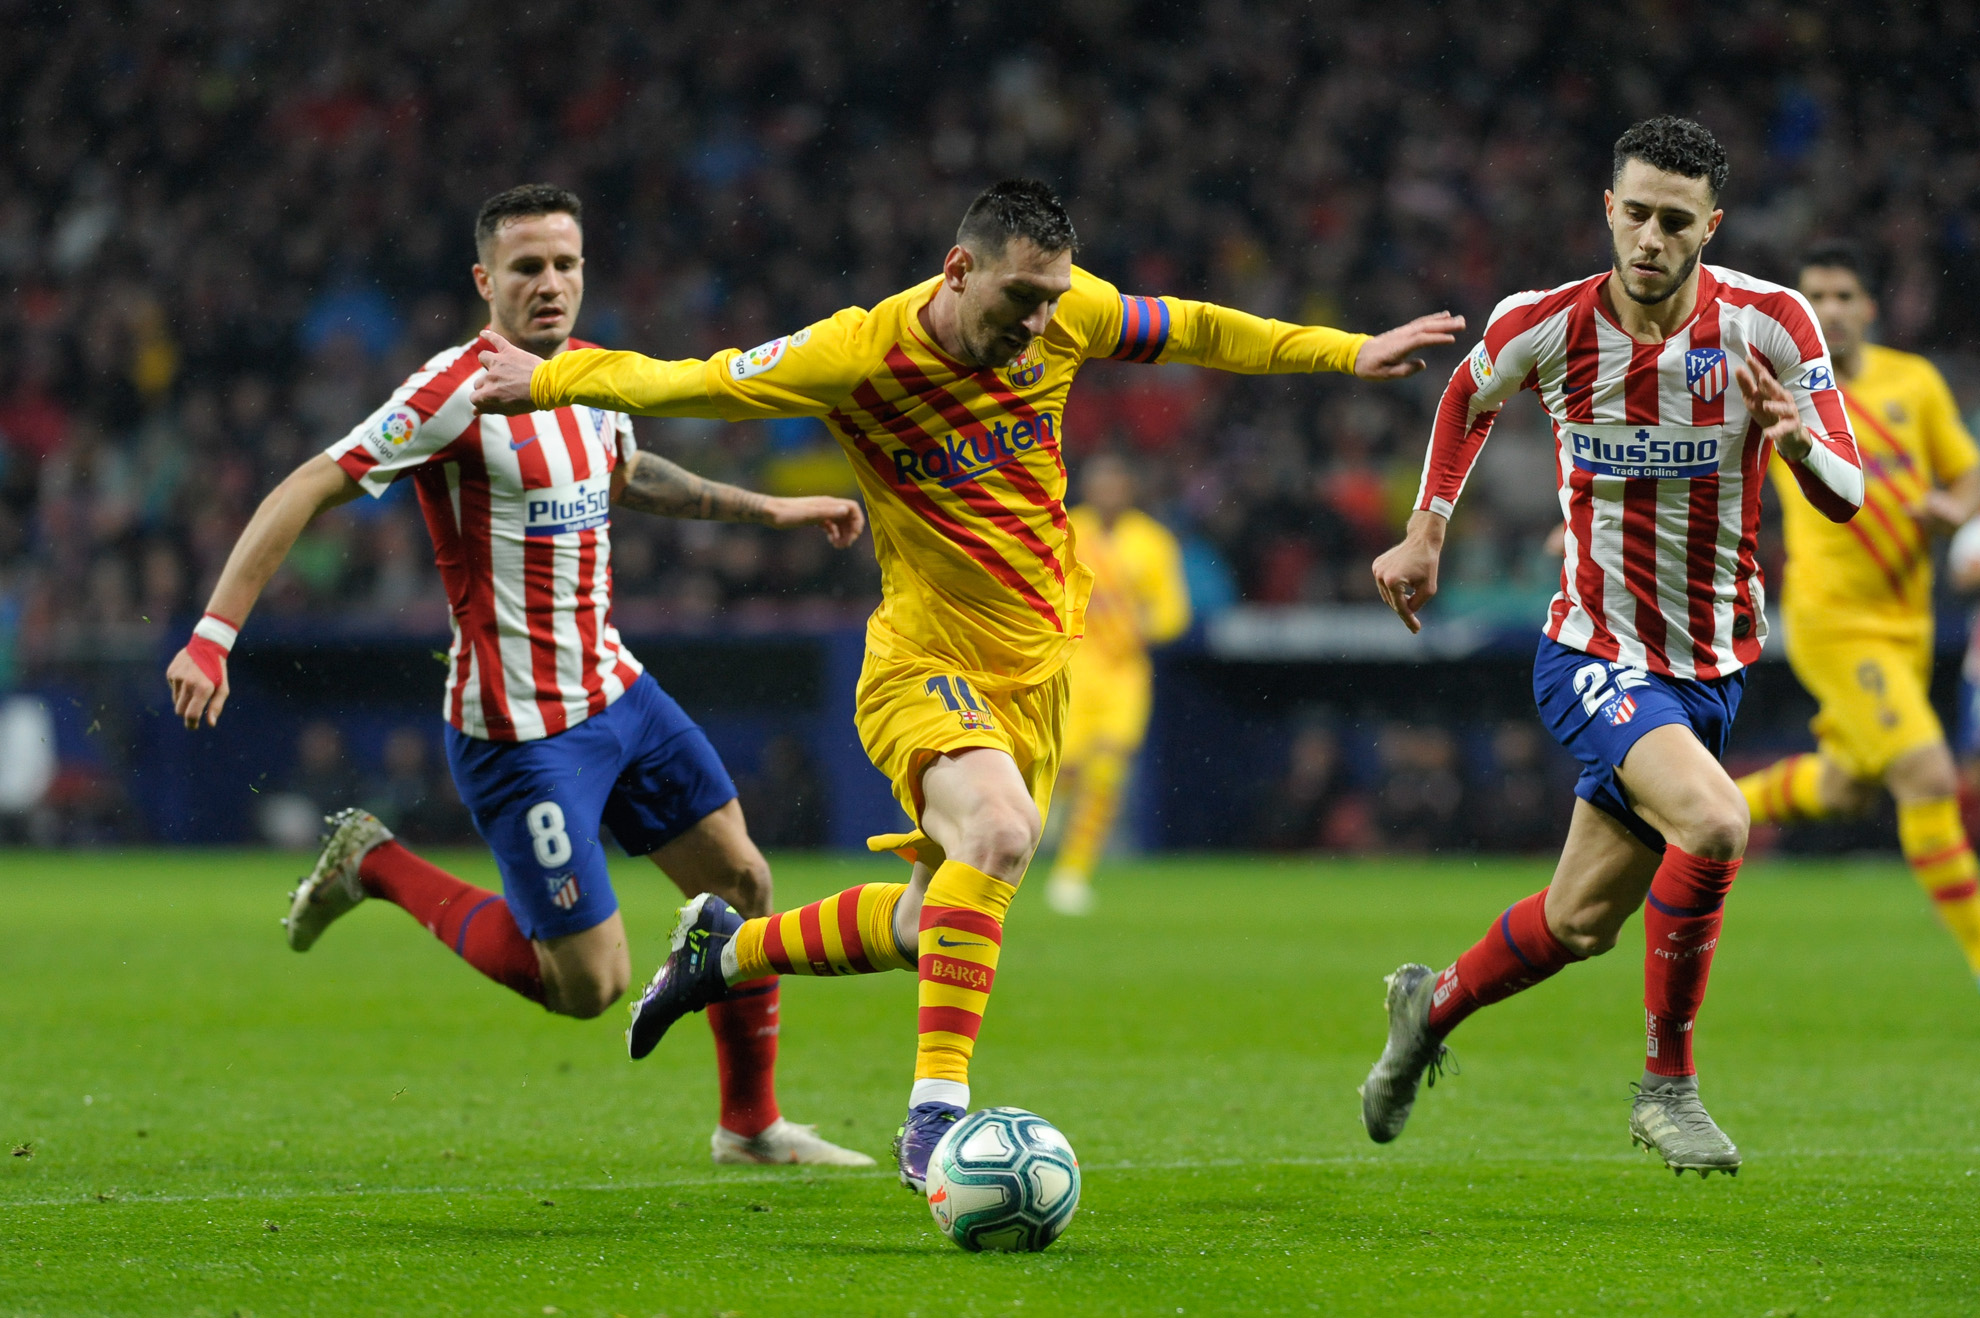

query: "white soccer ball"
left=925, top=1107, right=1081, bottom=1253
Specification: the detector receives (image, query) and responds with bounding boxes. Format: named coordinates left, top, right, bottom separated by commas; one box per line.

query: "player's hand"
left=1371, top=511, right=1447, bottom=634
left=470, top=330, right=546, bottom=415
left=166, top=646, right=229, bottom=729
left=1353, top=312, right=1466, bottom=380
left=768, top=495, right=866, bottom=548
left=1733, top=359, right=1811, bottom=463
left=1543, top=522, right=1567, bottom=557
left=1915, top=488, right=1970, bottom=539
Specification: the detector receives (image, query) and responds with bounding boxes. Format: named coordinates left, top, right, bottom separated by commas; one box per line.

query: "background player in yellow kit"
left=470, top=179, right=1462, bottom=1191
left=1737, top=242, right=1980, bottom=985
left=1045, top=452, right=1191, bottom=916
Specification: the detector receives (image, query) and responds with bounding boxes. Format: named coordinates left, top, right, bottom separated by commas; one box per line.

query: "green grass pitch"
left=3, top=849, right=1978, bottom=1316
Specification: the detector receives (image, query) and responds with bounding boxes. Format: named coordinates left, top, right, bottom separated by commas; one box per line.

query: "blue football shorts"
left=444, top=673, right=738, bottom=940
left=1531, top=635, right=1747, bottom=853
left=1957, top=677, right=1980, bottom=760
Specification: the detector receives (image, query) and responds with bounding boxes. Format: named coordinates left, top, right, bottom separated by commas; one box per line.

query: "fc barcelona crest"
left=1685, top=347, right=1729, bottom=403
left=1006, top=343, right=1045, bottom=388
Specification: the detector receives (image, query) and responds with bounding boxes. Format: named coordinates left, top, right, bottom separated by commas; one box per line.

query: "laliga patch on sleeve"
left=368, top=407, right=420, bottom=458
left=731, top=335, right=792, bottom=381
left=1467, top=342, right=1495, bottom=388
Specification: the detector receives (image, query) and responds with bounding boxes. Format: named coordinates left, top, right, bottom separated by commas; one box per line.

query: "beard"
left=1612, top=241, right=1701, bottom=306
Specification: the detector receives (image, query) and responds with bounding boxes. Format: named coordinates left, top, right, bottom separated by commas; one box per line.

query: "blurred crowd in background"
left=5, top=0, right=1979, bottom=848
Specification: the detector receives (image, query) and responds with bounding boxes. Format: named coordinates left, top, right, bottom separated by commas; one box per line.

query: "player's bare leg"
left=887, top=748, right=1042, bottom=1191
left=289, top=808, right=548, bottom=1004
left=1882, top=745, right=1980, bottom=983
left=1740, top=735, right=1980, bottom=983
left=1368, top=726, right=1747, bottom=1174
left=533, top=915, right=631, bottom=1018
left=632, top=800, right=872, bottom=1167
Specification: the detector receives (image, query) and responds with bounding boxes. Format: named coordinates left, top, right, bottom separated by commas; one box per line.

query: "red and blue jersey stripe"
left=1109, top=294, right=1171, bottom=363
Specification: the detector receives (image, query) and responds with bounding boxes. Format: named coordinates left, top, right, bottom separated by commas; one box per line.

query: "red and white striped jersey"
left=1415, top=265, right=1864, bottom=679
left=327, top=336, right=643, bottom=741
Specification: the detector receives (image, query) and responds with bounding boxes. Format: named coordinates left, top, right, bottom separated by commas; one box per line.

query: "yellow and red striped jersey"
left=531, top=266, right=1366, bottom=687
left=1772, top=342, right=1978, bottom=639
left=1069, top=504, right=1191, bottom=671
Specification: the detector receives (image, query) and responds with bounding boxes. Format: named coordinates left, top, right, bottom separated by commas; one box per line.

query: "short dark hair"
left=474, top=183, right=583, bottom=256
left=957, top=179, right=1079, bottom=258
left=1612, top=116, right=1729, bottom=200
left=1799, top=239, right=1877, bottom=297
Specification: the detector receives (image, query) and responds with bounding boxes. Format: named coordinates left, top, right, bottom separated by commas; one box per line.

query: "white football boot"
left=1359, top=962, right=1455, bottom=1142
left=1046, top=871, right=1095, bottom=916
left=285, top=808, right=393, bottom=951
left=711, top=1118, right=876, bottom=1167
left=1629, top=1075, right=1742, bottom=1177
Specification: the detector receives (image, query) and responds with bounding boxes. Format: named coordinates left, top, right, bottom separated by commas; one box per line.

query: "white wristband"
left=192, top=613, right=239, bottom=652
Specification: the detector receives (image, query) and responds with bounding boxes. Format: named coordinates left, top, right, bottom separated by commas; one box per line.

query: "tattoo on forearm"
left=616, top=452, right=775, bottom=524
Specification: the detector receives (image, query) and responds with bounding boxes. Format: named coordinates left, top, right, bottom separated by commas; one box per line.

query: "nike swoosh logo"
left=935, top=935, right=989, bottom=949
left=509, top=434, right=538, bottom=451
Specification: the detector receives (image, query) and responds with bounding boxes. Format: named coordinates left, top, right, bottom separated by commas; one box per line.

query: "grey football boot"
left=285, top=808, right=393, bottom=951
left=1359, top=963, right=1456, bottom=1143
left=1629, top=1075, right=1741, bottom=1177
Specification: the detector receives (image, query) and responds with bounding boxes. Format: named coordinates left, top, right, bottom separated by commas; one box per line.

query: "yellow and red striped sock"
left=1736, top=753, right=1827, bottom=826
left=1054, top=748, right=1127, bottom=886
left=914, top=861, right=1017, bottom=1102
left=1898, top=797, right=1980, bottom=975
left=728, top=883, right=913, bottom=981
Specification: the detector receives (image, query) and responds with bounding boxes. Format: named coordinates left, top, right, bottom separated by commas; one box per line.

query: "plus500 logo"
left=890, top=414, right=1057, bottom=488
left=524, top=477, right=612, bottom=538
left=1568, top=427, right=1720, bottom=479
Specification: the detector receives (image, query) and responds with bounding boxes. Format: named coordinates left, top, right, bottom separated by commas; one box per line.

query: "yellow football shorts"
left=1063, top=652, right=1154, bottom=765
left=855, top=649, right=1069, bottom=867
left=1785, top=622, right=1944, bottom=781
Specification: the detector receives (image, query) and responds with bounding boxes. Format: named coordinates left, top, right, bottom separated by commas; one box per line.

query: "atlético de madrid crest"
left=1685, top=347, right=1729, bottom=403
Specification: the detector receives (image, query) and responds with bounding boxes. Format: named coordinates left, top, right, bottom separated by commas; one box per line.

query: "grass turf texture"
left=2, top=852, right=1976, bottom=1317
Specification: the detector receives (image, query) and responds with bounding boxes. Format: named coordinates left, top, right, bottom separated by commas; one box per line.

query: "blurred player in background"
left=473, top=178, right=1462, bottom=1193
left=1045, top=452, right=1190, bottom=915
left=1735, top=244, right=1980, bottom=987
left=1363, top=118, right=1863, bottom=1176
left=165, top=184, right=873, bottom=1167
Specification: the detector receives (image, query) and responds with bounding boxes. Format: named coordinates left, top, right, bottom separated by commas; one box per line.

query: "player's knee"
left=960, top=799, right=1042, bottom=876
left=547, top=972, right=625, bottom=1020
left=1683, top=792, right=1748, bottom=860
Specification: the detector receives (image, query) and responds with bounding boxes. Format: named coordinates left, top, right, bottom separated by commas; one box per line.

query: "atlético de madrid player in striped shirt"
left=163, top=184, right=874, bottom=1167
left=1360, top=118, right=1864, bottom=1176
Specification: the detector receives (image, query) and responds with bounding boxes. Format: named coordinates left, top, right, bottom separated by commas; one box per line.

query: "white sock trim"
left=719, top=939, right=740, bottom=984
left=909, top=1078, right=969, bottom=1110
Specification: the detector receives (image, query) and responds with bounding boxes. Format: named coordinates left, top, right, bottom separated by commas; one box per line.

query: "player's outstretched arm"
left=613, top=450, right=865, bottom=548
left=1372, top=510, right=1447, bottom=635
left=165, top=455, right=362, bottom=729
left=1145, top=297, right=1463, bottom=381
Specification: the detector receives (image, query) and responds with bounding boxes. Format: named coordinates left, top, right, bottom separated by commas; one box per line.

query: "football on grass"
left=925, top=1107, right=1081, bottom=1252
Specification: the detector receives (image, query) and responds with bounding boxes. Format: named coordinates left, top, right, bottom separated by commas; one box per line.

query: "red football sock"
left=359, top=841, right=544, bottom=1005
left=1428, top=887, right=1584, bottom=1036
left=1642, top=847, right=1740, bottom=1077
left=707, top=976, right=781, bottom=1137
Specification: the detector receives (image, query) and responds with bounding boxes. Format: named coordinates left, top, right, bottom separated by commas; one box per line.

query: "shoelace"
left=1424, top=1043, right=1460, bottom=1089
